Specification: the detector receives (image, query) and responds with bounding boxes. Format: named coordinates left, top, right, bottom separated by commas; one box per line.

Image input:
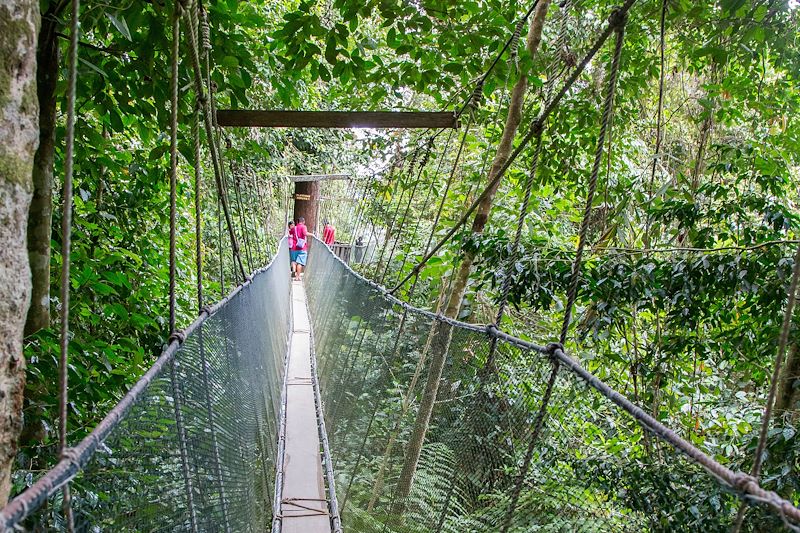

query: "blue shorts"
left=290, top=250, right=300, bottom=262
left=295, top=251, right=308, bottom=266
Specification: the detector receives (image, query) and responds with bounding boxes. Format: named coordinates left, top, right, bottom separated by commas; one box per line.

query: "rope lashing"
left=509, top=16, right=527, bottom=69
left=200, top=2, right=211, bottom=51
left=390, top=0, right=637, bottom=295
left=58, top=0, right=81, bottom=529
left=544, top=0, right=574, bottom=105
left=469, top=79, right=485, bottom=111
left=167, top=329, right=187, bottom=345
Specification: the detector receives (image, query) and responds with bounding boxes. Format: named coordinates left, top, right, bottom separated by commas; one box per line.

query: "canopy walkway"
left=5, top=0, right=800, bottom=530
left=1, top=237, right=799, bottom=532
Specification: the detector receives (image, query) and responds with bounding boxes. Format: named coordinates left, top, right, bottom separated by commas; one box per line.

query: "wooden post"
left=293, top=181, right=320, bottom=233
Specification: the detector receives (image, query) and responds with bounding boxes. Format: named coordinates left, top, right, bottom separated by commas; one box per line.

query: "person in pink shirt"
left=294, top=217, right=309, bottom=279
left=322, top=220, right=335, bottom=246
left=287, top=221, right=298, bottom=278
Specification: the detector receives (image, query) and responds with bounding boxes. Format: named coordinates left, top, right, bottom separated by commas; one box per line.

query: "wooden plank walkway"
left=278, top=280, right=331, bottom=533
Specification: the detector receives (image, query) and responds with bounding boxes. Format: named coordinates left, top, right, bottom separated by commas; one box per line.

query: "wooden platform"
left=278, top=281, right=331, bottom=532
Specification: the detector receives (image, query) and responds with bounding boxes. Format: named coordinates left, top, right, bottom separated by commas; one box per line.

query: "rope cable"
left=499, top=15, right=627, bottom=532
left=643, top=0, right=667, bottom=247
left=231, top=162, right=254, bottom=272
left=58, top=0, right=81, bottom=528
left=169, top=4, right=181, bottom=335
left=193, top=101, right=204, bottom=311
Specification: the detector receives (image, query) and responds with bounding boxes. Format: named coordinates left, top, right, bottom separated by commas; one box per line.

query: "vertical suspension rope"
left=347, top=177, right=373, bottom=251
left=58, top=0, right=80, bottom=529
left=732, top=243, right=800, bottom=530
left=379, top=138, right=435, bottom=284
left=218, top=195, right=225, bottom=297
left=231, top=162, right=254, bottom=272
left=492, top=130, right=543, bottom=331
left=168, top=4, right=181, bottom=335
left=373, top=145, right=420, bottom=276
left=366, top=122, right=471, bottom=511
left=167, top=6, right=200, bottom=532
left=392, top=128, right=457, bottom=287
left=186, top=3, right=233, bottom=530
left=560, top=10, right=625, bottom=345
left=184, top=0, right=247, bottom=282
left=193, top=101, right=204, bottom=311
left=499, top=14, right=627, bottom=533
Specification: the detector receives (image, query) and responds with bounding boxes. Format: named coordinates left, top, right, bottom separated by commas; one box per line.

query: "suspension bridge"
left=3, top=238, right=799, bottom=531
left=3, top=0, right=800, bottom=531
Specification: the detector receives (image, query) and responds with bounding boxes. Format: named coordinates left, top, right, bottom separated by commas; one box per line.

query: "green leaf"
left=78, top=57, right=107, bottom=78
left=106, top=13, right=132, bottom=41
left=221, top=55, right=240, bottom=68
left=325, top=34, right=338, bottom=65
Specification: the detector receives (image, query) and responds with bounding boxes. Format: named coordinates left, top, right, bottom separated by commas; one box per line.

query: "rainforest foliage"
left=18, top=0, right=800, bottom=524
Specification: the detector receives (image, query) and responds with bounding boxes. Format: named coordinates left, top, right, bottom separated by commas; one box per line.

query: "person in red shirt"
left=322, top=220, right=335, bottom=246
left=294, top=217, right=309, bottom=279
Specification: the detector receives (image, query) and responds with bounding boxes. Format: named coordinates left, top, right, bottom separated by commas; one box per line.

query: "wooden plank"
left=216, top=110, right=459, bottom=129
left=280, top=282, right=330, bottom=533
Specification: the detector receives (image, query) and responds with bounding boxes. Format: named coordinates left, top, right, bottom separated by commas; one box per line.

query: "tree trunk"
left=0, top=0, right=40, bottom=505
left=391, top=0, right=551, bottom=513
left=24, top=6, right=59, bottom=335
left=444, top=0, right=551, bottom=320
left=774, top=342, right=800, bottom=418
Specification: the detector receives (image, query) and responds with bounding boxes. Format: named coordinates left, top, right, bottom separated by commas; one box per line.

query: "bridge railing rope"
left=305, top=236, right=800, bottom=532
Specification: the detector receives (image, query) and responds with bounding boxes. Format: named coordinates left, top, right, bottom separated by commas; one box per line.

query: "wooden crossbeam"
left=216, top=110, right=458, bottom=129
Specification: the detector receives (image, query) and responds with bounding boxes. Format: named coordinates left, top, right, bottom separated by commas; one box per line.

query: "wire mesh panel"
left=305, top=238, right=799, bottom=532
left=11, top=241, right=291, bottom=532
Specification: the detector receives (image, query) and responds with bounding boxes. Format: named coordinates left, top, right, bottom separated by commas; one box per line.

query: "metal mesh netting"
left=12, top=241, right=291, bottom=532
left=305, top=238, right=796, bottom=532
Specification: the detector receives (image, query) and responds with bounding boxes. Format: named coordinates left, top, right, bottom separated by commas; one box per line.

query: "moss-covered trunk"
left=0, top=0, right=40, bottom=505
left=24, top=9, right=59, bottom=335
left=775, top=342, right=800, bottom=418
